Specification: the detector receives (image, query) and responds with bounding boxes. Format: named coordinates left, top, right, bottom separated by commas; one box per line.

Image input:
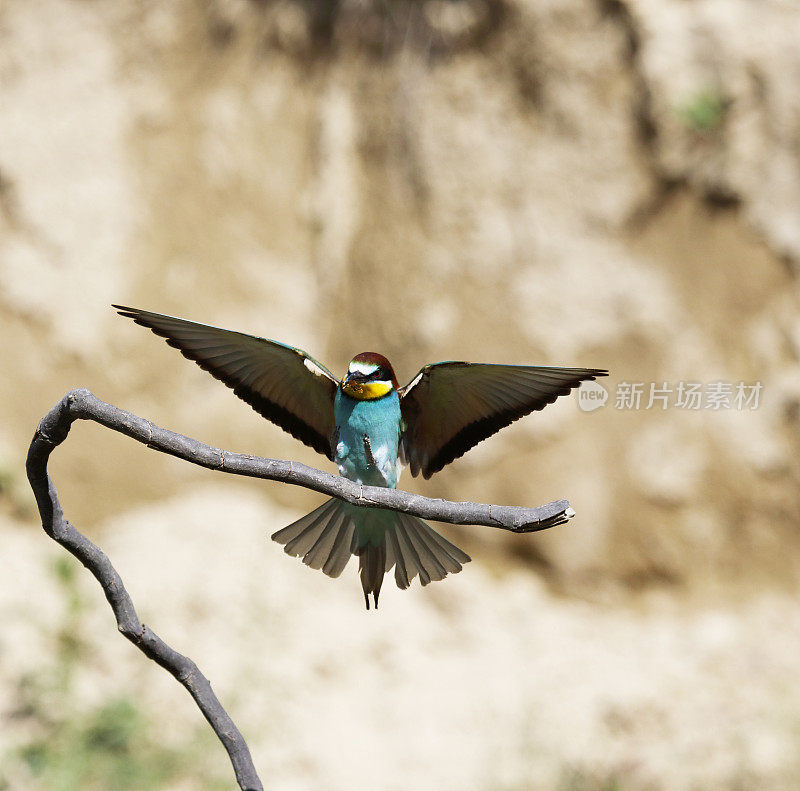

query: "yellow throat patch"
left=342, top=379, right=393, bottom=400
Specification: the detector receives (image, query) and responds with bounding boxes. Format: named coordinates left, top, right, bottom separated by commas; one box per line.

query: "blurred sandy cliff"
left=2, top=1, right=800, bottom=789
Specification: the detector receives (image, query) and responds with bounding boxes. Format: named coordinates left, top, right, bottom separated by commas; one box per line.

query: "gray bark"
left=26, top=388, right=574, bottom=790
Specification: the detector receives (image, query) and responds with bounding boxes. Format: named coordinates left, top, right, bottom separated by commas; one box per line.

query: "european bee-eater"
left=114, top=306, right=606, bottom=609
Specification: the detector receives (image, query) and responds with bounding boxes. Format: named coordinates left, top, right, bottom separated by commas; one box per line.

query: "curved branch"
left=26, top=388, right=574, bottom=790
left=26, top=392, right=265, bottom=791
left=38, top=389, right=574, bottom=531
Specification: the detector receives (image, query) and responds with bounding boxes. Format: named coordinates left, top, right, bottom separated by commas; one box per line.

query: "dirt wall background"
left=2, top=1, right=800, bottom=789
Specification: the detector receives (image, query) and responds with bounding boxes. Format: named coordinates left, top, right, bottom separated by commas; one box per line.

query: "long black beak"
left=343, top=371, right=368, bottom=385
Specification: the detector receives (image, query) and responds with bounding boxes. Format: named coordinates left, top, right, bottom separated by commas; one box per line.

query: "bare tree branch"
left=26, top=388, right=574, bottom=790
left=26, top=391, right=265, bottom=791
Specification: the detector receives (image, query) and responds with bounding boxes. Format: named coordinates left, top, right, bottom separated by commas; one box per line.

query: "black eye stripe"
left=348, top=364, right=390, bottom=382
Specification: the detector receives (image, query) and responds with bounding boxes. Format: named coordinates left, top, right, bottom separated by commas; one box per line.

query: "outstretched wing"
left=399, top=363, right=607, bottom=478
left=114, top=305, right=339, bottom=459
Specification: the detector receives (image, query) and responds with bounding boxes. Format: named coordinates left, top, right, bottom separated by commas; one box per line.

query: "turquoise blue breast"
left=333, top=389, right=402, bottom=488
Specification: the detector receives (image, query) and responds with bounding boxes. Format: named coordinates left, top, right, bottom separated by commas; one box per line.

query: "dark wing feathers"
left=113, top=305, right=339, bottom=459
left=116, top=305, right=606, bottom=476
left=399, top=362, right=607, bottom=478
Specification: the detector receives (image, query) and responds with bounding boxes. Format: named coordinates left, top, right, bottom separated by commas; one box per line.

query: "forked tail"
left=271, top=498, right=471, bottom=609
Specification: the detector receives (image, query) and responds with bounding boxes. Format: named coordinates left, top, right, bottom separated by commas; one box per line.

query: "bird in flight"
left=114, top=305, right=606, bottom=609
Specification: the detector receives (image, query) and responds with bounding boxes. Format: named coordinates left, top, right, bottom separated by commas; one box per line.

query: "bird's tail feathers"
left=386, top=511, right=471, bottom=590
left=271, top=497, right=357, bottom=578
left=271, top=498, right=471, bottom=609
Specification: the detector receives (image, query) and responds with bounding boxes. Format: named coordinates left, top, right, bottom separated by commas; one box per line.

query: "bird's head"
left=341, top=353, right=398, bottom=400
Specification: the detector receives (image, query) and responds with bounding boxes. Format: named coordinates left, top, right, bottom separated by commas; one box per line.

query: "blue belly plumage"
left=333, top=389, right=402, bottom=488
left=272, top=387, right=470, bottom=609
